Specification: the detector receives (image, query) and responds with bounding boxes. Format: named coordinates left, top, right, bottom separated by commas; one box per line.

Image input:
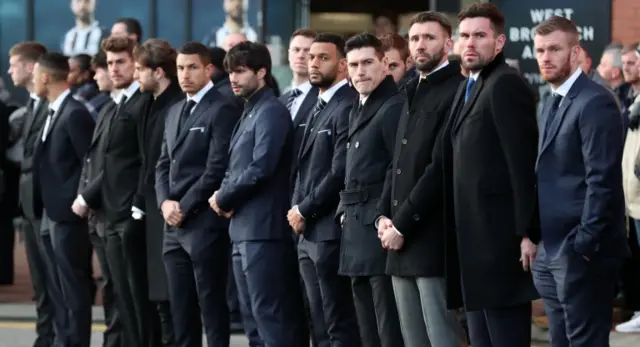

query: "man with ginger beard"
left=442, top=3, right=540, bottom=346
left=72, top=36, right=154, bottom=347
left=533, top=16, right=629, bottom=347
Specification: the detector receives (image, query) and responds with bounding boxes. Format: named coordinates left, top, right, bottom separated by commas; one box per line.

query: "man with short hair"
left=62, top=0, right=105, bottom=56
left=443, top=3, right=540, bottom=346
left=111, top=18, right=143, bottom=43
left=533, top=16, right=630, bottom=347
left=377, top=33, right=412, bottom=86
left=337, top=32, right=406, bottom=347
left=376, top=11, right=467, bottom=347
left=133, top=38, right=184, bottom=347
left=33, top=52, right=95, bottom=347
left=7, top=41, right=54, bottom=347
left=73, top=35, right=154, bottom=347
left=210, top=41, right=305, bottom=346
left=87, top=50, right=116, bottom=118
left=203, top=0, right=257, bottom=48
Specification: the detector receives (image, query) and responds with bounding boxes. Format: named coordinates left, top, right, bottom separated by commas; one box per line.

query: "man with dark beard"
left=336, top=32, right=405, bottom=347
left=441, top=3, right=540, bottom=346
left=210, top=41, right=305, bottom=346
left=376, top=12, right=467, bottom=347
left=533, top=16, right=629, bottom=347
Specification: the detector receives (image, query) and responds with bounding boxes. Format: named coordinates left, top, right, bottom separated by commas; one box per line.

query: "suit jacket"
left=442, top=53, right=539, bottom=310
left=82, top=89, right=154, bottom=223
left=19, top=98, right=49, bottom=219
left=377, top=64, right=464, bottom=278
left=216, top=87, right=293, bottom=242
left=155, top=86, right=239, bottom=231
left=213, top=75, right=244, bottom=111
left=292, top=83, right=355, bottom=242
left=279, top=86, right=319, bottom=190
left=537, top=72, right=629, bottom=260
left=335, top=76, right=403, bottom=276
left=34, top=94, right=95, bottom=222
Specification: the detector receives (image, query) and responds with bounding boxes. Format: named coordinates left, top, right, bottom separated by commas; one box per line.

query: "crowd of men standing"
left=1, top=2, right=638, bottom=347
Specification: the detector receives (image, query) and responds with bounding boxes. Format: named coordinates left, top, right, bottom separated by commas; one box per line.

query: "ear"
left=205, top=63, right=214, bottom=78
left=257, top=67, right=267, bottom=81
left=154, top=67, right=166, bottom=80
left=338, top=57, right=347, bottom=74
left=381, top=55, right=390, bottom=75
left=495, top=33, right=506, bottom=53
left=444, top=37, right=454, bottom=55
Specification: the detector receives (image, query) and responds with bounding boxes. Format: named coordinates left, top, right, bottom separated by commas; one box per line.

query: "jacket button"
left=393, top=200, right=398, bottom=206
left=413, top=214, right=420, bottom=221
left=355, top=141, right=360, bottom=148
left=347, top=142, right=350, bottom=149
left=396, top=169, right=402, bottom=175
left=402, top=138, right=407, bottom=145
left=86, top=158, right=91, bottom=163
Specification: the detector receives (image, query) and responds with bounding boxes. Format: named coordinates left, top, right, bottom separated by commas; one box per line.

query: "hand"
left=377, top=216, right=393, bottom=239
left=161, top=200, right=184, bottom=227
left=340, top=214, right=345, bottom=227
left=71, top=199, right=89, bottom=218
left=287, top=207, right=305, bottom=234
left=519, top=237, right=537, bottom=271
left=221, top=210, right=235, bottom=219
left=381, top=227, right=404, bottom=251
left=209, top=191, right=234, bottom=218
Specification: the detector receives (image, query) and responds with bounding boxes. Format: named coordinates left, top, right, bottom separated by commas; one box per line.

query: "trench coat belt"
left=339, top=182, right=385, bottom=205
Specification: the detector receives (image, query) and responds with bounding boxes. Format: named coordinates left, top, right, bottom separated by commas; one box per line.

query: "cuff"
left=374, top=215, right=386, bottom=229
left=77, top=195, right=88, bottom=207
left=294, top=205, right=305, bottom=220
left=572, top=228, right=599, bottom=258
left=131, top=206, right=145, bottom=220
left=393, top=227, right=403, bottom=236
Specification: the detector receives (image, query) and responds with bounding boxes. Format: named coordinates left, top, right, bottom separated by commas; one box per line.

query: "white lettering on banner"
left=509, top=26, right=595, bottom=42
left=529, top=8, right=575, bottom=23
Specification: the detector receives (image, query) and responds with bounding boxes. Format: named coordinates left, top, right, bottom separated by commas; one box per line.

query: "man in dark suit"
left=73, top=36, right=154, bottom=347
left=442, top=4, right=540, bottom=347
left=156, top=41, right=239, bottom=347
left=532, top=16, right=630, bottom=347
left=335, top=33, right=405, bottom=347
left=210, top=41, right=305, bottom=347
left=7, top=41, right=54, bottom=347
left=32, top=52, right=95, bottom=347
left=376, top=13, right=467, bottom=347
left=287, top=33, right=360, bottom=347
left=132, top=39, right=183, bottom=347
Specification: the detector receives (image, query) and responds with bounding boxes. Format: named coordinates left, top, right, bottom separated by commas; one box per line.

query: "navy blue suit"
left=216, top=87, right=305, bottom=346
left=155, top=85, right=240, bottom=347
left=34, top=93, right=95, bottom=347
left=533, top=71, right=630, bottom=347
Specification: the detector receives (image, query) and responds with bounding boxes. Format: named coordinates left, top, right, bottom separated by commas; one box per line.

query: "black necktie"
left=26, top=98, right=35, bottom=115
left=116, top=95, right=128, bottom=115
left=42, top=109, right=55, bottom=141
left=178, top=100, right=197, bottom=133
left=286, top=89, right=302, bottom=113
left=543, top=93, right=563, bottom=141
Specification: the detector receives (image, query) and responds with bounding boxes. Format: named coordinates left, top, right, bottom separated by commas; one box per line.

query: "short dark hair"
left=114, top=18, right=143, bottom=42
left=378, top=33, right=409, bottom=61
left=177, top=41, right=212, bottom=66
left=208, top=47, right=227, bottom=71
left=409, top=11, right=453, bottom=37
left=313, top=33, right=346, bottom=57
left=91, top=50, right=108, bottom=69
left=345, top=33, right=385, bottom=59
left=373, top=11, right=398, bottom=27
left=101, top=36, right=137, bottom=57
left=224, top=41, right=272, bottom=74
left=9, top=41, right=47, bottom=62
left=534, top=16, right=579, bottom=46
left=458, top=3, right=505, bottom=35
left=291, top=29, right=317, bottom=40
left=134, top=39, right=177, bottom=78
left=38, top=52, right=69, bottom=82
left=70, top=54, right=93, bottom=73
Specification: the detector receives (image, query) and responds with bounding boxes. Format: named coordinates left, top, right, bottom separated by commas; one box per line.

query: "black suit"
left=335, top=76, right=405, bottom=347
left=133, top=82, right=182, bottom=347
left=34, top=93, right=94, bottom=347
left=18, top=96, right=54, bottom=347
left=77, top=99, right=122, bottom=347
left=81, top=87, right=155, bottom=347
left=155, top=84, right=239, bottom=347
left=442, top=53, right=540, bottom=347
left=216, top=86, right=306, bottom=347
left=292, top=82, right=360, bottom=347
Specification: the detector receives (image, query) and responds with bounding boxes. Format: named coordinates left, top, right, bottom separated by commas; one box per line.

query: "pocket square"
left=318, top=129, right=332, bottom=135
left=189, top=127, right=205, bottom=133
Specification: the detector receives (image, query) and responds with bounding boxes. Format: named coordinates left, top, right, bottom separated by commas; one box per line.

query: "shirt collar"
left=293, top=81, right=312, bottom=96
left=29, top=92, right=40, bottom=102
left=49, top=89, right=71, bottom=113
left=110, top=90, right=121, bottom=101
left=319, top=79, right=348, bottom=103
left=187, top=81, right=214, bottom=104
left=117, top=81, right=140, bottom=103
left=469, top=70, right=481, bottom=81
left=423, top=60, right=450, bottom=78
left=551, top=68, right=582, bottom=97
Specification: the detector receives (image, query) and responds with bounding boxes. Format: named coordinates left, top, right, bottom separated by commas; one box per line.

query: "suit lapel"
left=90, top=102, right=115, bottom=148
left=299, top=94, right=340, bottom=160
left=173, top=96, right=212, bottom=151
left=452, top=77, right=483, bottom=133
left=167, top=99, right=184, bottom=153
left=23, top=99, right=44, bottom=138
left=347, top=94, right=385, bottom=140
left=294, top=90, right=317, bottom=127
left=42, top=95, right=71, bottom=143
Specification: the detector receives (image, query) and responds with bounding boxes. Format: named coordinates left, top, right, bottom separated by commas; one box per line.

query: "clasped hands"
left=208, top=191, right=234, bottom=218
left=287, top=206, right=305, bottom=234
left=71, top=197, right=89, bottom=218
left=377, top=216, right=404, bottom=251
left=161, top=200, right=184, bottom=226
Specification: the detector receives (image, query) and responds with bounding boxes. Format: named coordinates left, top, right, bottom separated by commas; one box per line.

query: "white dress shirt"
left=289, top=81, right=313, bottom=119
left=41, top=89, right=71, bottom=142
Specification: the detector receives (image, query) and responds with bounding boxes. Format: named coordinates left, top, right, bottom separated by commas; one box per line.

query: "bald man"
left=222, top=33, right=248, bottom=52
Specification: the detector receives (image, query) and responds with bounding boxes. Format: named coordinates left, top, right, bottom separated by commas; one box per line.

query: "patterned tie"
left=464, top=78, right=476, bottom=104
left=307, top=99, right=327, bottom=132
left=543, top=93, right=563, bottom=141
left=286, top=88, right=302, bottom=113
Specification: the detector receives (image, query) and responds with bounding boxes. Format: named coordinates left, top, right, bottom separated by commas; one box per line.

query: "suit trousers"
left=391, top=276, right=466, bottom=347
left=0, top=212, right=14, bottom=284
left=298, top=238, right=360, bottom=347
left=91, top=222, right=122, bottom=347
left=104, top=219, right=150, bottom=347
left=351, top=275, right=402, bottom=347
left=163, top=227, right=230, bottom=347
left=20, top=216, right=55, bottom=347
left=533, top=242, right=620, bottom=347
left=233, top=240, right=306, bottom=347
left=465, top=303, right=532, bottom=347
left=40, top=211, right=92, bottom=347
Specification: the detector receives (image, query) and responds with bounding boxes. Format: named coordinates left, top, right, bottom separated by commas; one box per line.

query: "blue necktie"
left=464, top=78, right=476, bottom=103
left=543, top=93, right=563, bottom=141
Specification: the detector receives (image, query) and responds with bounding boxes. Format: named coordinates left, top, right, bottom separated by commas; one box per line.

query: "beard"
left=309, top=70, right=337, bottom=89
left=541, top=55, right=573, bottom=85
left=414, top=50, right=445, bottom=73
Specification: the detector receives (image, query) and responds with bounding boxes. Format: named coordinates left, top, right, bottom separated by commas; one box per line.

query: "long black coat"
left=442, top=53, right=540, bottom=310
left=380, top=62, right=464, bottom=277
left=336, top=76, right=404, bottom=276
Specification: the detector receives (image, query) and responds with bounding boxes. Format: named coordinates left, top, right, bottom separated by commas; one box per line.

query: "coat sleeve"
left=155, top=125, right=171, bottom=209
left=376, top=99, right=403, bottom=219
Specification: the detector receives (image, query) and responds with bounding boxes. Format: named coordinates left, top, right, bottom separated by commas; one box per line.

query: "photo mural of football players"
left=201, top=0, right=257, bottom=48
left=61, top=0, right=106, bottom=56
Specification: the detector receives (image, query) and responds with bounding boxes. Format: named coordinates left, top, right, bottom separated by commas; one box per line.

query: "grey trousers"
left=392, top=276, right=467, bottom=347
